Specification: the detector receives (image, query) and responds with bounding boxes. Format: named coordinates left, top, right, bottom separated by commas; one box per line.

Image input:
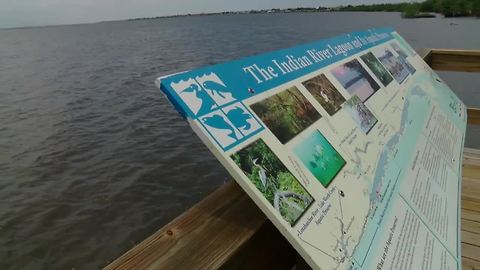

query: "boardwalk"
left=461, top=148, right=480, bottom=269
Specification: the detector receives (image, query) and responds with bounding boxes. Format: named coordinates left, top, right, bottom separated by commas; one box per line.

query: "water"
left=0, top=12, right=479, bottom=269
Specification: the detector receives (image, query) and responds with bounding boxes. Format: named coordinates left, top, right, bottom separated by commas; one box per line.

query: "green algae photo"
left=360, top=52, right=393, bottom=87
left=302, top=74, right=346, bottom=116
left=250, top=86, right=321, bottom=144
left=231, top=139, right=314, bottom=226
left=293, top=131, right=346, bottom=188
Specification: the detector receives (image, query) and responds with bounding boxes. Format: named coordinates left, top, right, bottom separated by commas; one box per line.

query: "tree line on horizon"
left=338, top=0, right=480, bottom=17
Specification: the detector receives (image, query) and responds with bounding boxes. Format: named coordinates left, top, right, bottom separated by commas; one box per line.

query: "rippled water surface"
left=0, top=12, right=479, bottom=269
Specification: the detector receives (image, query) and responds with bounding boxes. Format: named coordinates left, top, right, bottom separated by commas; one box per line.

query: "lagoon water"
left=0, top=12, right=479, bottom=269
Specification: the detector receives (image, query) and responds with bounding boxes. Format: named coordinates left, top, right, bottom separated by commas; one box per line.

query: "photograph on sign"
left=330, top=59, right=380, bottom=102
left=293, top=130, right=346, bottom=187
left=302, top=74, right=346, bottom=116
left=250, top=86, right=321, bottom=144
left=373, top=48, right=410, bottom=84
left=360, top=52, right=394, bottom=87
left=344, top=95, right=378, bottom=134
left=231, top=139, right=314, bottom=226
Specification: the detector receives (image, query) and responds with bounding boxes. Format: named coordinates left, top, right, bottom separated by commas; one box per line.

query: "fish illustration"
left=202, top=114, right=238, bottom=140
left=202, top=80, right=230, bottom=99
left=181, top=83, right=217, bottom=115
left=226, top=106, right=252, bottom=130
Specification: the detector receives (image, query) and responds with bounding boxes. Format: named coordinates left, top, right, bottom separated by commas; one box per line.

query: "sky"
left=0, top=0, right=407, bottom=28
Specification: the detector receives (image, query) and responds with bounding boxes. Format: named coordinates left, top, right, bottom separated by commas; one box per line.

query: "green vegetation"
left=231, top=139, right=313, bottom=225
left=338, top=0, right=480, bottom=18
left=250, top=86, right=321, bottom=144
left=360, top=52, right=393, bottom=87
left=338, top=3, right=413, bottom=12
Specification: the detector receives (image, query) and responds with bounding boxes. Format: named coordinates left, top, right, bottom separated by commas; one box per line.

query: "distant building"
left=317, top=6, right=331, bottom=11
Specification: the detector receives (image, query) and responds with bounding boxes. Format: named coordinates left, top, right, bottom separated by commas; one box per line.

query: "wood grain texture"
left=463, top=200, right=480, bottom=211
left=462, top=243, right=480, bottom=263
left=462, top=257, right=480, bottom=270
left=467, top=108, right=480, bottom=126
left=462, top=219, right=480, bottom=234
left=461, top=148, right=480, bottom=270
left=104, top=181, right=269, bottom=270
left=428, top=49, right=480, bottom=72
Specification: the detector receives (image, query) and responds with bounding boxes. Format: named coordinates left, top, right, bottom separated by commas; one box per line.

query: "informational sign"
left=158, top=28, right=466, bottom=269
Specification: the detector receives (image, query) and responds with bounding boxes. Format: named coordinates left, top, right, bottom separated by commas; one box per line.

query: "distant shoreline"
left=2, top=4, right=478, bottom=30
left=124, top=8, right=333, bottom=21
left=337, top=1, right=479, bottom=19
left=125, top=1, right=480, bottom=22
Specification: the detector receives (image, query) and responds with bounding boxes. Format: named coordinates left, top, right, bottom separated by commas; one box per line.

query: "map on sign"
left=157, top=28, right=467, bottom=269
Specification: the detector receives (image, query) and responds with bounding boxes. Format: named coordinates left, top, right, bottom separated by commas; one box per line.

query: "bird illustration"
left=180, top=83, right=201, bottom=95
left=319, top=89, right=330, bottom=103
left=202, top=114, right=237, bottom=140
left=202, top=80, right=230, bottom=99
left=181, top=83, right=217, bottom=115
left=226, top=106, right=252, bottom=131
left=252, top=158, right=268, bottom=190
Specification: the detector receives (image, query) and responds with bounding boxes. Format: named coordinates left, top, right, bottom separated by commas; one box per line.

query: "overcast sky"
left=0, top=0, right=407, bottom=28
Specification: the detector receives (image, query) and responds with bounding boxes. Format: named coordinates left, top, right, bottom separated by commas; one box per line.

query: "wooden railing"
left=421, top=49, right=480, bottom=73
left=105, top=49, right=480, bottom=270
left=420, top=49, right=480, bottom=125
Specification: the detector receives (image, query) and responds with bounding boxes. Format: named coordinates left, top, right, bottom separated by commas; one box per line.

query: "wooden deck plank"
left=462, top=231, right=480, bottom=247
left=463, top=166, right=480, bottom=179
left=462, top=178, right=480, bottom=203
left=104, top=181, right=268, bottom=270
left=463, top=209, right=480, bottom=223
left=462, top=200, right=480, bottom=213
left=462, top=219, right=480, bottom=234
left=461, top=147, right=480, bottom=267
left=462, top=243, right=480, bottom=263
left=463, top=194, right=480, bottom=204
left=464, top=148, right=480, bottom=159
left=462, top=257, right=480, bottom=270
